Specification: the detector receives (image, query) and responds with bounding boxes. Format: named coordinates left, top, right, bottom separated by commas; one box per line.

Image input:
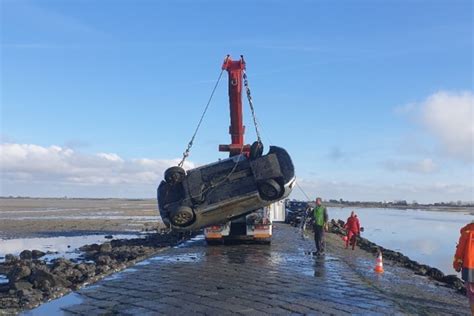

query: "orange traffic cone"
left=374, top=251, right=384, bottom=273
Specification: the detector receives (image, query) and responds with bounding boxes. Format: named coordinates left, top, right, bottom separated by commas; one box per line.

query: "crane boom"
left=218, top=55, right=251, bottom=157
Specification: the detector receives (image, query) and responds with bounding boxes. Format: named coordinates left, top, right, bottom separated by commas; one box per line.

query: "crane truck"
left=157, top=55, right=295, bottom=239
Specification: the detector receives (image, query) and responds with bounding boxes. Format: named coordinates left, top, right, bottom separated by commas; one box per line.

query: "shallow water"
left=329, top=207, right=473, bottom=276
left=0, top=233, right=145, bottom=262
left=21, top=292, right=83, bottom=316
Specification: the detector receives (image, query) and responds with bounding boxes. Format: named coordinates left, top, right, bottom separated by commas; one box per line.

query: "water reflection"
left=0, top=234, right=145, bottom=262
left=22, top=292, right=83, bottom=316
left=329, top=207, right=473, bottom=275
left=313, top=256, right=326, bottom=278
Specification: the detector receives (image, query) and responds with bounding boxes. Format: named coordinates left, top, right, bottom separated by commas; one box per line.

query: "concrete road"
left=31, top=224, right=468, bottom=315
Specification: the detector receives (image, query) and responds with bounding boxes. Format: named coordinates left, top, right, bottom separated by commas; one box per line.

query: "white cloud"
left=0, top=143, right=194, bottom=197
left=97, top=153, right=123, bottom=162
left=421, top=91, right=473, bottom=162
left=382, top=158, right=438, bottom=174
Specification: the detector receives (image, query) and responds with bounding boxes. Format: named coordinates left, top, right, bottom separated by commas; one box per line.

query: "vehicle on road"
left=204, top=200, right=285, bottom=243
left=156, top=55, right=295, bottom=233
left=158, top=146, right=295, bottom=231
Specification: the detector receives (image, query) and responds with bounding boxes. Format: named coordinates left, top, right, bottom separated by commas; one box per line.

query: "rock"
left=68, top=268, right=84, bottom=282
left=51, top=258, right=73, bottom=269
left=97, top=255, right=113, bottom=266
left=99, top=243, right=112, bottom=253
left=96, top=265, right=110, bottom=274
left=31, top=250, right=46, bottom=259
left=441, top=275, right=464, bottom=290
left=8, top=265, right=31, bottom=282
left=75, top=263, right=96, bottom=278
left=19, top=250, right=33, bottom=260
left=12, top=281, right=33, bottom=291
left=34, top=279, right=52, bottom=292
left=111, top=239, right=124, bottom=248
left=81, top=243, right=101, bottom=252
left=427, top=268, right=444, bottom=280
left=5, top=254, right=18, bottom=264
left=18, top=287, right=43, bottom=303
left=29, top=268, right=72, bottom=290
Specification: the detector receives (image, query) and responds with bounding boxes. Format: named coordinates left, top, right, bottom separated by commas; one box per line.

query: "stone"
left=99, top=243, right=112, bottom=253
left=29, top=268, right=72, bottom=289
left=5, top=254, right=18, bottom=264
left=31, top=250, right=46, bottom=259
left=441, top=275, right=464, bottom=290
left=97, top=255, right=113, bottom=266
left=19, top=250, right=33, bottom=260
left=8, top=265, right=31, bottom=282
left=80, top=243, right=100, bottom=252
left=12, top=281, right=33, bottom=291
left=427, top=268, right=444, bottom=280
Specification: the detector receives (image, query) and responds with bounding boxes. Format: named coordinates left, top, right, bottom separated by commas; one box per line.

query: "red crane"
left=218, top=55, right=251, bottom=157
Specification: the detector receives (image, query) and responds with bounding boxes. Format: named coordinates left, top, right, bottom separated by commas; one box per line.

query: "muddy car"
left=157, top=145, right=295, bottom=231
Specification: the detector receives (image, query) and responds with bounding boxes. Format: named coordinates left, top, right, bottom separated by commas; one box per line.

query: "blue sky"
left=1, top=0, right=473, bottom=202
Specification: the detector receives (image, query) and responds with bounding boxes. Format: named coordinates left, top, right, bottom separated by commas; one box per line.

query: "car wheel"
left=170, top=206, right=194, bottom=227
left=257, top=179, right=283, bottom=200
left=164, top=166, right=186, bottom=185
left=249, top=141, right=264, bottom=160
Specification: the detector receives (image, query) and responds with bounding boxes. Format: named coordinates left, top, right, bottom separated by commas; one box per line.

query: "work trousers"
left=346, top=231, right=357, bottom=250
left=314, top=224, right=325, bottom=253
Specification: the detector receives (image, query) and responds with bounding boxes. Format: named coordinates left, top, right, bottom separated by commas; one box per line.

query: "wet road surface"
left=30, top=224, right=468, bottom=315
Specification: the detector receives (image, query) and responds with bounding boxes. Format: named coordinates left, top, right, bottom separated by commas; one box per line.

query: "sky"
left=0, top=0, right=473, bottom=203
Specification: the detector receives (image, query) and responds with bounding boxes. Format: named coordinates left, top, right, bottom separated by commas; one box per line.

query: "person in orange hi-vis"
left=344, top=211, right=361, bottom=250
left=454, top=221, right=474, bottom=315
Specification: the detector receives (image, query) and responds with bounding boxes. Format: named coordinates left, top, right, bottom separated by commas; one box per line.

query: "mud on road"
left=31, top=224, right=469, bottom=315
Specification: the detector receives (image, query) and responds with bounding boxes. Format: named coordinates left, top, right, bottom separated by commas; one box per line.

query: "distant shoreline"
left=1, top=197, right=473, bottom=214
left=325, top=202, right=474, bottom=214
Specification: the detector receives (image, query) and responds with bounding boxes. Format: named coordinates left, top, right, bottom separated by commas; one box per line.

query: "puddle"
left=22, top=292, right=83, bottom=316
left=137, top=253, right=202, bottom=266
left=0, top=234, right=146, bottom=263
left=174, top=235, right=205, bottom=248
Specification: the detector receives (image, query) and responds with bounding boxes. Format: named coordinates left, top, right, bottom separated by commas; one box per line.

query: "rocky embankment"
left=329, top=219, right=465, bottom=294
left=0, top=231, right=193, bottom=313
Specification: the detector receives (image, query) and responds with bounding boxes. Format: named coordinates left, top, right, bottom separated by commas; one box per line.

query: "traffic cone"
left=374, top=251, right=384, bottom=273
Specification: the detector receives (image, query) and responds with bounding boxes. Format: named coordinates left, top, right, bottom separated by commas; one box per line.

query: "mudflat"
left=0, top=198, right=165, bottom=238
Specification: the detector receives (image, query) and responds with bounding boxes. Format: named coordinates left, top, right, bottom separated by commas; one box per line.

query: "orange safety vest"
left=454, top=223, right=474, bottom=282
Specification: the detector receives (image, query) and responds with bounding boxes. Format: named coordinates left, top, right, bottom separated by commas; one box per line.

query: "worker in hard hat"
left=453, top=221, right=474, bottom=315
left=313, top=197, right=328, bottom=255
left=344, top=211, right=361, bottom=250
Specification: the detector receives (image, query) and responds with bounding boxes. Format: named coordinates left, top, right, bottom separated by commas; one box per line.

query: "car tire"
left=257, top=179, right=283, bottom=201
left=170, top=206, right=194, bottom=227
left=249, top=141, right=264, bottom=160
left=164, top=166, right=186, bottom=185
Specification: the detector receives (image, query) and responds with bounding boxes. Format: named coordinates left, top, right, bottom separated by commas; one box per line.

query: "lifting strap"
left=178, top=69, right=225, bottom=167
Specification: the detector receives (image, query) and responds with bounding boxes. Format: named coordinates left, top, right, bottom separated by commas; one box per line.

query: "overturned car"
left=157, top=145, right=295, bottom=231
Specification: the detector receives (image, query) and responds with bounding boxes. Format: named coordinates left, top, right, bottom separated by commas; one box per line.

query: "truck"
left=157, top=55, right=295, bottom=238
left=204, top=200, right=285, bottom=244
